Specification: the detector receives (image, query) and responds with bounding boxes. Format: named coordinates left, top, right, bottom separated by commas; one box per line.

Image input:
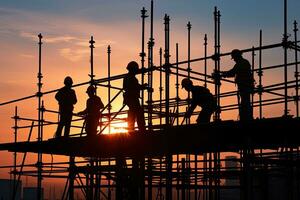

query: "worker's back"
left=234, top=58, right=254, bottom=87
left=123, top=74, right=140, bottom=104
left=191, top=86, right=215, bottom=108
left=55, top=86, right=77, bottom=112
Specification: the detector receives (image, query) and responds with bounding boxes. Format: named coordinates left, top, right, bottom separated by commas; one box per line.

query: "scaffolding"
left=1, top=0, right=300, bottom=199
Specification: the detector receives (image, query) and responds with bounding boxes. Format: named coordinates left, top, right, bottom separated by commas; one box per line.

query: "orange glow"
left=99, top=122, right=128, bottom=134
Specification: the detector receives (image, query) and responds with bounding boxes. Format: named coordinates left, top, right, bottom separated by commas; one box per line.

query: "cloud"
left=20, top=54, right=34, bottom=58
left=59, top=48, right=90, bottom=62
left=75, top=39, right=116, bottom=47
left=20, top=31, right=78, bottom=43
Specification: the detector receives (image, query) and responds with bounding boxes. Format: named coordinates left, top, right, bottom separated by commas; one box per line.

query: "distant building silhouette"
left=23, top=187, right=44, bottom=200
left=0, top=179, right=22, bottom=200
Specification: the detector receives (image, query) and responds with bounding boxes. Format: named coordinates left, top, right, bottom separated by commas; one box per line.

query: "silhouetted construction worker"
left=55, top=76, right=77, bottom=137
left=123, top=61, right=150, bottom=132
left=77, top=85, right=104, bottom=137
left=220, top=49, right=255, bottom=121
left=182, top=78, right=217, bottom=123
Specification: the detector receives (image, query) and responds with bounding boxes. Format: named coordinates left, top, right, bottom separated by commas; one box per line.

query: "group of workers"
left=55, top=48, right=255, bottom=138
left=55, top=79, right=104, bottom=138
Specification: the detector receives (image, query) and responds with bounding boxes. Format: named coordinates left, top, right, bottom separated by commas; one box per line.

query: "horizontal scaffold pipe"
left=253, top=61, right=300, bottom=72
left=0, top=43, right=296, bottom=107
left=173, top=42, right=283, bottom=66
left=168, top=65, right=235, bottom=84
left=221, top=97, right=293, bottom=112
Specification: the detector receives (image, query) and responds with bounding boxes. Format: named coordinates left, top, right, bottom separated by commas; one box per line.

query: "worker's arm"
left=221, top=64, right=237, bottom=78
left=185, top=103, right=197, bottom=119
left=72, top=90, right=77, bottom=105
left=55, top=90, right=61, bottom=102
left=77, top=101, right=88, bottom=116
left=99, top=98, right=104, bottom=109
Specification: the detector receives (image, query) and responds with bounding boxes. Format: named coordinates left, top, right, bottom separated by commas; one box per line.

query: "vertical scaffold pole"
left=89, top=36, right=95, bottom=199
left=148, top=0, right=154, bottom=130
left=68, top=156, right=75, bottom=200
left=187, top=23, right=192, bottom=198
left=258, top=30, right=263, bottom=119
left=159, top=48, right=163, bottom=126
left=213, top=7, right=221, bottom=121
left=13, top=106, right=18, bottom=197
left=89, top=36, right=95, bottom=85
left=176, top=43, right=179, bottom=125
left=140, top=7, right=148, bottom=108
left=37, top=33, right=43, bottom=200
left=164, top=14, right=172, bottom=200
left=283, top=0, right=289, bottom=116
left=159, top=48, right=163, bottom=125
left=251, top=47, right=255, bottom=111
left=294, top=20, right=299, bottom=117
left=204, top=34, right=208, bottom=88
left=187, top=22, right=191, bottom=125
left=164, top=14, right=170, bottom=126
left=107, top=45, right=111, bottom=134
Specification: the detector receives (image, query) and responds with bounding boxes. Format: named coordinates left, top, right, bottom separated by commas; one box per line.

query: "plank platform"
left=0, top=117, right=299, bottom=158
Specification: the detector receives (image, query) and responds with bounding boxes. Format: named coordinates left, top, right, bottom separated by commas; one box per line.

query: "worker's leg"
left=239, top=88, right=253, bottom=121
left=85, top=115, right=100, bottom=137
left=136, top=103, right=146, bottom=132
left=63, top=113, right=73, bottom=137
left=197, top=108, right=212, bottom=124
left=55, top=112, right=64, bottom=137
left=128, top=106, right=135, bottom=132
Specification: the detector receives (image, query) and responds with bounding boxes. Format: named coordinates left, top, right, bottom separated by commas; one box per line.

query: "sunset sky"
left=0, top=0, right=300, bottom=193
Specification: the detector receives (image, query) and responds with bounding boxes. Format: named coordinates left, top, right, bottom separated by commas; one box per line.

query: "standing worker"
left=55, top=76, right=77, bottom=138
left=182, top=78, right=216, bottom=123
left=123, top=61, right=151, bottom=132
left=77, top=85, right=104, bottom=137
left=220, top=49, right=255, bottom=121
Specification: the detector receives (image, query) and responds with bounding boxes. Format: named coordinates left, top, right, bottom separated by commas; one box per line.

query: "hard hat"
left=126, top=61, right=139, bottom=72
left=86, top=85, right=96, bottom=94
left=181, top=78, right=193, bottom=88
left=231, top=49, right=242, bottom=58
left=64, top=76, right=73, bottom=86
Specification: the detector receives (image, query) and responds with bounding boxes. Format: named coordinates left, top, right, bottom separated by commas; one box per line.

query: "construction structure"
left=0, top=0, right=300, bottom=199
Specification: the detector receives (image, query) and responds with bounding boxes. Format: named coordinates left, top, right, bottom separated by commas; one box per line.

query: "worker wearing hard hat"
left=181, top=78, right=216, bottom=123
left=77, top=85, right=104, bottom=136
left=55, top=76, right=77, bottom=138
left=220, top=49, right=255, bottom=121
left=123, top=61, right=152, bottom=132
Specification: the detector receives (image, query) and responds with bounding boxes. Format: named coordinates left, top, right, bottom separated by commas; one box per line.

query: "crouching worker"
left=181, top=78, right=217, bottom=123
left=77, top=85, right=104, bottom=137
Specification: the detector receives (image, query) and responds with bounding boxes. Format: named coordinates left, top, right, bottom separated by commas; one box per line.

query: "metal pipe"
left=107, top=45, right=111, bottom=134
left=251, top=47, right=255, bottom=113
left=176, top=43, right=179, bottom=126
left=259, top=30, right=263, bottom=119
left=148, top=0, right=154, bottom=131
left=13, top=106, right=18, bottom=198
left=164, top=14, right=170, bottom=126
left=284, top=0, right=289, bottom=116
left=159, top=48, right=163, bottom=126
left=37, top=33, right=43, bottom=200
left=204, top=34, right=208, bottom=88
left=89, top=36, right=95, bottom=84
left=140, top=7, right=148, bottom=108
left=294, top=20, right=299, bottom=117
